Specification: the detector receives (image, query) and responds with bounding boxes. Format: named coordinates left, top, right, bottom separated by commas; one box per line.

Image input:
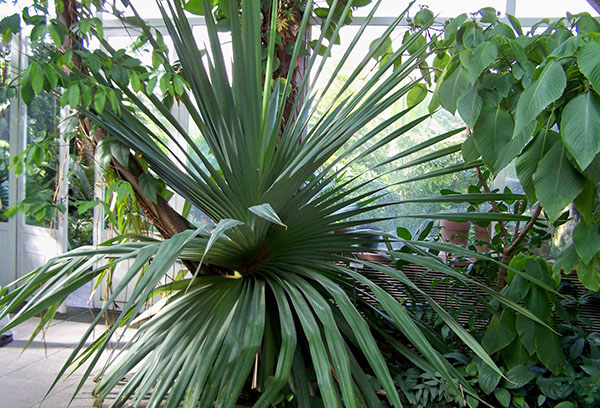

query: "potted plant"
left=440, top=218, right=470, bottom=247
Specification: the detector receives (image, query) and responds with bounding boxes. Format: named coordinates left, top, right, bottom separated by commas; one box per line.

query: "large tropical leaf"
left=560, top=92, right=600, bottom=170
left=513, top=60, right=566, bottom=137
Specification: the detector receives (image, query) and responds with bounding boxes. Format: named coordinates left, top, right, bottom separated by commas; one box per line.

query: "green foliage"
left=390, top=258, right=600, bottom=408
left=432, top=9, right=600, bottom=289
left=485, top=256, right=566, bottom=374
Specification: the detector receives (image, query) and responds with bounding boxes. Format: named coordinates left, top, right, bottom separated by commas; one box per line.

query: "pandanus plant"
left=0, top=0, right=548, bottom=406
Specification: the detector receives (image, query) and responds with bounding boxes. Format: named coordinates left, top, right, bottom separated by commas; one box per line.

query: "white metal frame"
left=0, top=32, right=70, bottom=289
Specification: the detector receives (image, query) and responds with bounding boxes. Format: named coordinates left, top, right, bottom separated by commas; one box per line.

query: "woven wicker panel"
left=349, top=256, right=600, bottom=332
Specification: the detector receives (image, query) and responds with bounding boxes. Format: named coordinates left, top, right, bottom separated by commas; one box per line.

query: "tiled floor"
left=0, top=309, right=133, bottom=408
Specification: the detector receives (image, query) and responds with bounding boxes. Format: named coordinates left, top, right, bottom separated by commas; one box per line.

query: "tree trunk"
left=263, top=1, right=308, bottom=136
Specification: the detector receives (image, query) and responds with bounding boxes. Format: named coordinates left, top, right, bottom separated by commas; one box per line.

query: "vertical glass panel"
left=0, top=41, right=11, bottom=221
left=310, top=25, right=475, bottom=234
left=24, top=42, right=60, bottom=227
left=98, top=0, right=163, bottom=20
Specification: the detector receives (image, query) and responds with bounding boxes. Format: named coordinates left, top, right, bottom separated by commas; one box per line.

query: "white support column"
left=167, top=103, right=189, bottom=214
left=0, top=34, right=23, bottom=283
left=5, top=33, right=22, bottom=287
left=56, top=110, right=71, bottom=314
left=506, top=0, right=517, bottom=16
left=90, top=152, right=105, bottom=309
left=56, top=108, right=72, bottom=256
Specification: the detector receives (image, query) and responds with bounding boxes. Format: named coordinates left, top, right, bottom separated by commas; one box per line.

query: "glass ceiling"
left=515, top=0, right=598, bottom=17
left=92, top=0, right=600, bottom=21
left=345, top=0, right=598, bottom=18
left=2, top=0, right=599, bottom=20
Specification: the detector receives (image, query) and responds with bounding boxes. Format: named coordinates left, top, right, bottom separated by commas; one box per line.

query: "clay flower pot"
left=474, top=224, right=492, bottom=253
left=440, top=219, right=470, bottom=247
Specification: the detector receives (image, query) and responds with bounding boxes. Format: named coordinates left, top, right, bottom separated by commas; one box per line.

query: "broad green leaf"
left=537, top=377, right=571, bottom=400
left=249, top=203, right=287, bottom=229
left=462, top=27, right=484, bottom=49
left=578, top=40, right=600, bottom=93
left=467, top=41, right=497, bottom=84
left=75, top=200, right=102, bottom=214
left=494, top=388, right=511, bottom=408
left=535, top=327, right=566, bottom=375
left=504, top=365, right=534, bottom=389
left=183, top=0, right=209, bottom=15
left=457, top=85, right=482, bottom=128
left=444, top=14, right=467, bottom=40
left=560, top=93, right=600, bottom=170
left=48, top=25, right=63, bottom=47
left=0, top=14, right=20, bottom=42
left=553, top=244, right=578, bottom=276
left=31, top=63, right=44, bottom=94
left=44, top=65, right=58, bottom=88
left=432, top=53, right=450, bottom=81
left=461, top=134, right=480, bottom=161
left=406, top=83, right=427, bottom=107
left=146, top=76, right=158, bottom=94
left=502, top=338, right=535, bottom=369
left=369, top=35, right=392, bottom=62
left=533, top=141, right=585, bottom=221
left=472, top=106, right=513, bottom=173
left=570, top=338, right=585, bottom=360
left=482, top=310, right=516, bottom=354
left=575, top=14, right=600, bottom=33
left=576, top=259, right=600, bottom=291
left=496, top=120, right=535, bottom=173
left=513, top=60, right=566, bottom=138
left=507, top=14, right=523, bottom=36
left=29, top=145, right=44, bottom=166
left=93, top=88, right=106, bottom=113
left=479, top=7, right=498, bottom=24
left=515, top=314, right=537, bottom=355
left=106, top=89, right=120, bottom=114
left=573, top=222, right=600, bottom=264
left=414, top=8, right=434, bottom=27
left=554, top=403, right=575, bottom=408
left=478, top=362, right=501, bottom=394
left=80, top=84, right=92, bottom=109
left=138, top=172, right=158, bottom=203
left=68, top=84, right=80, bottom=107
left=94, top=138, right=113, bottom=169
left=574, top=181, right=597, bottom=224
left=396, top=227, right=411, bottom=240
left=403, top=32, right=426, bottom=56
left=438, top=67, right=469, bottom=114
left=110, top=141, right=130, bottom=167
left=130, top=72, right=141, bottom=92
left=515, top=129, right=559, bottom=202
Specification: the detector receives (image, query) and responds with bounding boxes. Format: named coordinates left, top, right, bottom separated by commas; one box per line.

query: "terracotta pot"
left=474, top=224, right=492, bottom=253
left=440, top=219, right=470, bottom=247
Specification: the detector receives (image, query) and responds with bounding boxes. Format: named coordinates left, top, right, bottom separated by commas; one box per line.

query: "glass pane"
left=24, top=43, right=60, bottom=227
left=310, top=25, right=476, bottom=234
left=99, top=0, right=164, bottom=20
left=418, top=0, right=506, bottom=17
left=352, top=0, right=506, bottom=18
left=516, top=0, right=598, bottom=17
left=0, top=41, right=11, bottom=221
